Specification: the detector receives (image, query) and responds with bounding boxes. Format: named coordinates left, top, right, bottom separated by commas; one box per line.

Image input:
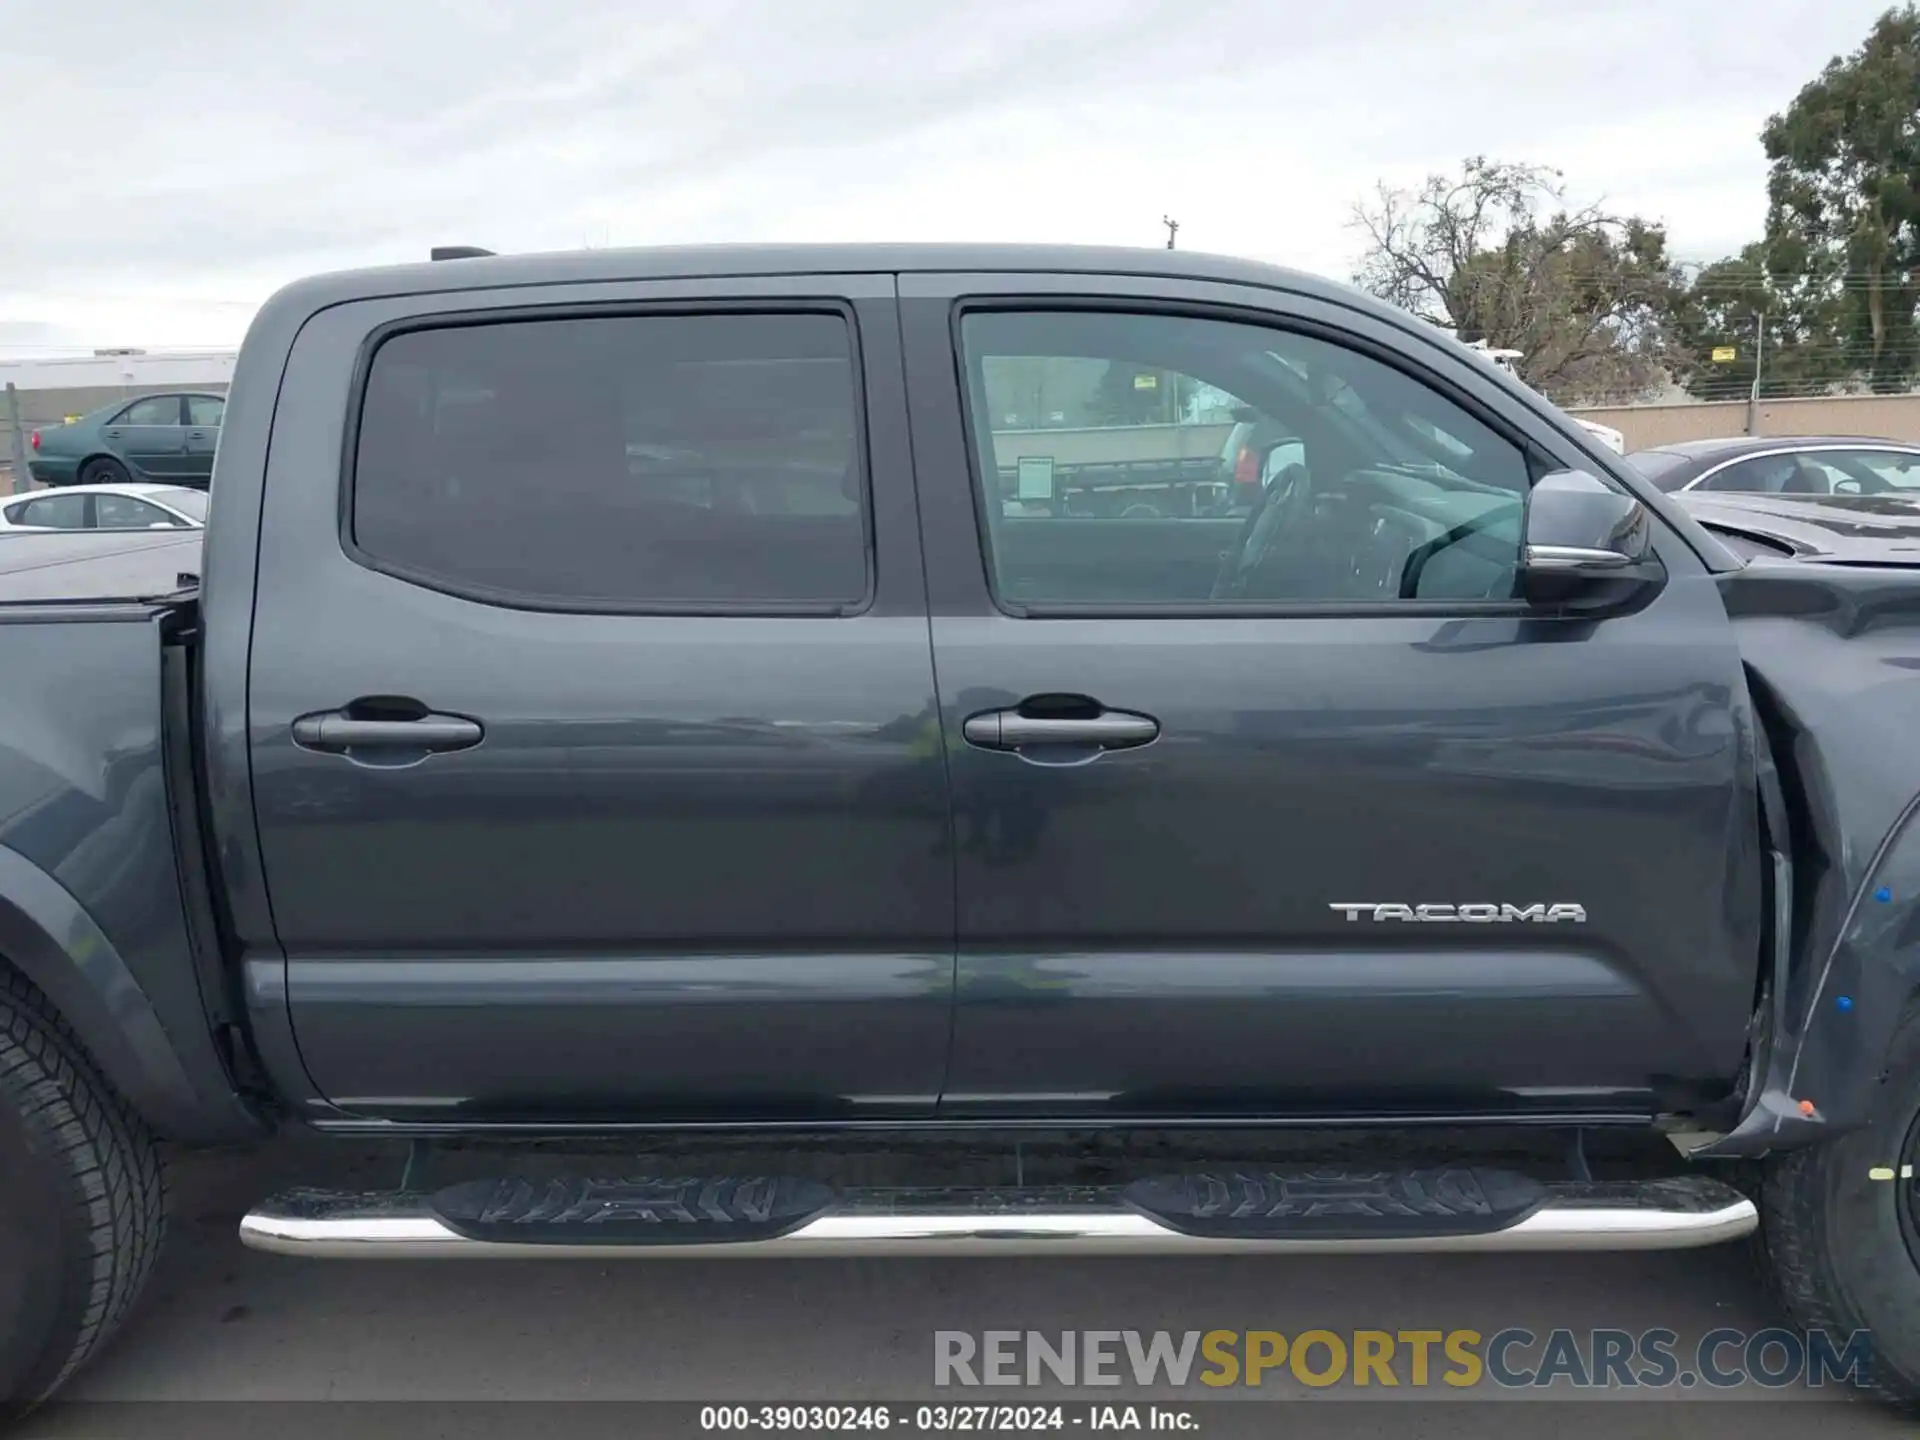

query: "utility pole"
left=4, top=384, right=27, bottom=495
left=1745, top=309, right=1767, bottom=437
left=1162, top=216, right=1179, bottom=250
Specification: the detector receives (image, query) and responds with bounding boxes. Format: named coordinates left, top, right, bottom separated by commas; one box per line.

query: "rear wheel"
left=1760, top=1006, right=1920, bottom=1406
left=77, top=456, right=131, bottom=488
left=0, top=966, right=167, bottom=1414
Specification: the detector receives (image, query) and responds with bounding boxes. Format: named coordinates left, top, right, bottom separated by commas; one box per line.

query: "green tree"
left=1763, top=4, right=1920, bottom=391
left=1671, top=243, right=1851, bottom=401
left=1351, top=158, right=1684, bottom=404
left=1088, top=362, right=1190, bottom=426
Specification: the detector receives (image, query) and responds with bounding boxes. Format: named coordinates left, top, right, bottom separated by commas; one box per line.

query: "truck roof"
left=258, top=243, right=1406, bottom=326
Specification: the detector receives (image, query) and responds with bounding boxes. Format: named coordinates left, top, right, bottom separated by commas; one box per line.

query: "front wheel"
left=1760, top=1006, right=1920, bottom=1405
left=0, top=966, right=167, bottom=1413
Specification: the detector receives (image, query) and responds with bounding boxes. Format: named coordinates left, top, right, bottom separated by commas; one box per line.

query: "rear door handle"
left=292, top=709, right=483, bottom=756
left=963, top=707, right=1159, bottom=751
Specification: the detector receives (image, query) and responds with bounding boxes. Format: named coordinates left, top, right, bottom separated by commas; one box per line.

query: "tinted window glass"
left=958, top=310, right=1532, bottom=606
left=15, top=494, right=89, bottom=528
left=116, top=396, right=180, bottom=426
left=1699, top=454, right=1830, bottom=495
left=94, top=494, right=176, bottom=528
left=352, top=313, right=867, bottom=608
left=185, top=395, right=225, bottom=427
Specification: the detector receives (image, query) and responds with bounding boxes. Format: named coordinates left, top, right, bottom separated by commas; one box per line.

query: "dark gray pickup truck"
left=6, top=243, right=1920, bottom=1407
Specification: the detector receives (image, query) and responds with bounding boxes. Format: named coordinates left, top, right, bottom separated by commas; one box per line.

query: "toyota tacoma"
left=4, top=244, right=1920, bottom=1406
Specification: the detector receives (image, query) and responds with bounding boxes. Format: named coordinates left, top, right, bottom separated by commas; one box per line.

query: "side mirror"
left=1521, top=469, right=1663, bottom=608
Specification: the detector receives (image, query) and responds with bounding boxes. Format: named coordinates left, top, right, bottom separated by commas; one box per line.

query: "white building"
left=0, top=348, right=236, bottom=395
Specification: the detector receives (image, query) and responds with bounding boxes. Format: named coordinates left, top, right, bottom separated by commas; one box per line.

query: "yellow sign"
left=1132, top=374, right=1158, bottom=390
left=1711, top=346, right=1738, bottom=363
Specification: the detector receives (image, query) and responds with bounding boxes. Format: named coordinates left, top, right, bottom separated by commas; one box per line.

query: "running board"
left=240, top=1168, right=1756, bottom=1258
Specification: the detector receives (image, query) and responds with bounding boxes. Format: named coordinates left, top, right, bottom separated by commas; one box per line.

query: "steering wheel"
left=1209, top=463, right=1309, bottom=599
left=1396, top=501, right=1526, bottom=600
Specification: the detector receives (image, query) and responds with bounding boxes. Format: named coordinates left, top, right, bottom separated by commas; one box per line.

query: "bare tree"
left=1352, top=158, right=1683, bottom=404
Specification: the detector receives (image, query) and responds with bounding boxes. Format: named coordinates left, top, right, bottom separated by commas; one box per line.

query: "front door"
left=899, top=272, right=1761, bottom=1122
left=106, top=394, right=187, bottom=477
left=248, top=276, right=954, bottom=1122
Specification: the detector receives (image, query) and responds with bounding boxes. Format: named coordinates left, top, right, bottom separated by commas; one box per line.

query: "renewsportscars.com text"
left=933, top=1328, right=1873, bottom=1390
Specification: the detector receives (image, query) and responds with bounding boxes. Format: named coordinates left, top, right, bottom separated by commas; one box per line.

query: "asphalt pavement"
left=19, top=1137, right=1920, bottom=1440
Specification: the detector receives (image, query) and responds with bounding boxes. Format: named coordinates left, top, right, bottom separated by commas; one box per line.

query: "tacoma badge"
left=1329, top=903, right=1588, bottom=923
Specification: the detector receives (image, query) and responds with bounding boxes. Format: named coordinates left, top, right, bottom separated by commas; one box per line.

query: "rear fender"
left=0, top=843, right=258, bottom=1141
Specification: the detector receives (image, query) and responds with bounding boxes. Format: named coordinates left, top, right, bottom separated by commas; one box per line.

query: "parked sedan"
left=1627, top=434, right=1920, bottom=496
left=0, top=483, right=208, bottom=532
left=25, top=391, right=225, bottom=489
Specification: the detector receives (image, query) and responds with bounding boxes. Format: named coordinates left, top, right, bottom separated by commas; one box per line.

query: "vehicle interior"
left=959, top=311, right=1538, bottom=608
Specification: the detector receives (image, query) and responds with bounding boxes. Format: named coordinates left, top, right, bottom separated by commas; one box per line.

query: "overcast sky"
left=0, top=0, right=1897, bottom=352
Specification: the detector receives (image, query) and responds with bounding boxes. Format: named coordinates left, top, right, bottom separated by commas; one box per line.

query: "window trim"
left=338, top=300, right=878, bottom=617
left=112, top=394, right=184, bottom=427
left=947, top=297, right=1554, bottom=620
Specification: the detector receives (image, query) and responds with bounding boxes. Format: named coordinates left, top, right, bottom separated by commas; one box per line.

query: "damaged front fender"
left=1697, top=566, right=1920, bottom=1156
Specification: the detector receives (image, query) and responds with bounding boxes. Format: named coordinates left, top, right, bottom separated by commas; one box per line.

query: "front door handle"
left=963, top=707, right=1159, bottom=751
left=292, top=708, right=483, bottom=756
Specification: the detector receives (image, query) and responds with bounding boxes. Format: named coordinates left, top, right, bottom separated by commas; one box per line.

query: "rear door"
left=183, top=393, right=224, bottom=483
left=248, top=276, right=954, bottom=1121
left=105, top=394, right=187, bottom=477
left=900, top=272, right=1760, bottom=1122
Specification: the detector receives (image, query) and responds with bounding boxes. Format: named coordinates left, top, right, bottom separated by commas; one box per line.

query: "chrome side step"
left=240, top=1170, right=1756, bottom=1258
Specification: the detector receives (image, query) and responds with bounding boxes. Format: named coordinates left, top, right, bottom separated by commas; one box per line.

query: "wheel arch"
left=0, top=844, right=259, bottom=1143
left=76, top=451, right=133, bottom=480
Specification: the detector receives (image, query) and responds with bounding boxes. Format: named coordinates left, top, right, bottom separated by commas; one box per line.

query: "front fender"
left=1698, top=565, right=1920, bottom=1155
left=0, top=841, right=258, bottom=1143
left=1699, top=794, right=1920, bottom=1153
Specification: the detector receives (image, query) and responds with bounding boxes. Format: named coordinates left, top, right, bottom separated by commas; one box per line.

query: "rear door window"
left=350, top=311, right=870, bottom=611
left=9, top=493, right=89, bottom=528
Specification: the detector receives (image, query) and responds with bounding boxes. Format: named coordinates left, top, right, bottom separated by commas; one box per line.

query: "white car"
left=0, top=483, right=208, bottom=532
left=1574, top=417, right=1627, bottom=455
left=1459, top=340, right=1628, bottom=454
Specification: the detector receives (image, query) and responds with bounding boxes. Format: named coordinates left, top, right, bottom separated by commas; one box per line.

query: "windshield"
left=150, top=488, right=209, bottom=522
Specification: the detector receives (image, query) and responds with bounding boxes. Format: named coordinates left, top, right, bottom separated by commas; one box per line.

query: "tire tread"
left=0, top=965, right=166, bottom=1401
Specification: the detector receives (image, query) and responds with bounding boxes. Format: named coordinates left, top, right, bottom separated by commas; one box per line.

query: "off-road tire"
left=0, top=966, right=167, bottom=1413
left=77, top=456, right=131, bottom=488
left=1760, top=1005, right=1920, bottom=1407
